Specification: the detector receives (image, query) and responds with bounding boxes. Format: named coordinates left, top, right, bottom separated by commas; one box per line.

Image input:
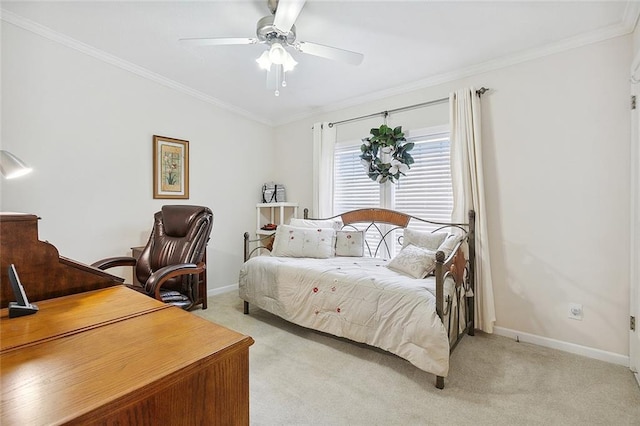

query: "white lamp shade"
left=0, top=150, right=33, bottom=179
left=256, top=50, right=272, bottom=71
left=268, top=42, right=287, bottom=65
left=257, top=43, right=297, bottom=95
left=283, top=53, right=297, bottom=72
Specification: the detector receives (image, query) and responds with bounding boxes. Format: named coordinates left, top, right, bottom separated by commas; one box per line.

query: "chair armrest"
left=144, top=262, right=206, bottom=300
left=91, top=256, right=137, bottom=270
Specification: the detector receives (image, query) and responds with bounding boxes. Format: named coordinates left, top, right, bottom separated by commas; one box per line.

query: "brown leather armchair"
left=92, top=205, right=213, bottom=310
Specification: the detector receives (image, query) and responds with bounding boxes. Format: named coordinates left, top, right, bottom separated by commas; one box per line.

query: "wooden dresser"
left=0, top=286, right=254, bottom=425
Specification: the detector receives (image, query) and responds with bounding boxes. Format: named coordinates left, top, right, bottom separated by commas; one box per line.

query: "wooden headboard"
left=336, top=208, right=411, bottom=228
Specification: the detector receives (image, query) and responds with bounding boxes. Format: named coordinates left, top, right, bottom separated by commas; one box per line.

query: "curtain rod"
left=328, top=87, right=489, bottom=128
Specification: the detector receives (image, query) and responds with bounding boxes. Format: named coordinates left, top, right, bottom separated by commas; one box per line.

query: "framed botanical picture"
left=153, top=135, right=189, bottom=199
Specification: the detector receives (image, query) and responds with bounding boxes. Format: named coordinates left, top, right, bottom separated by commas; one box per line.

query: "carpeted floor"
left=193, top=291, right=640, bottom=425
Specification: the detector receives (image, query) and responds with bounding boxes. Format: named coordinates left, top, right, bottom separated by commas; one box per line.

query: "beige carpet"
left=194, top=291, right=640, bottom=425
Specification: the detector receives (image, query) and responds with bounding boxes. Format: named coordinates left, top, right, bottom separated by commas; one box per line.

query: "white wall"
left=2, top=14, right=633, bottom=359
left=275, top=35, right=632, bottom=357
left=1, top=22, right=275, bottom=290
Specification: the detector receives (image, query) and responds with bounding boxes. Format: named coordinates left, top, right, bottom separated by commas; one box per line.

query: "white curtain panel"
left=312, top=122, right=337, bottom=218
left=449, top=87, right=496, bottom=334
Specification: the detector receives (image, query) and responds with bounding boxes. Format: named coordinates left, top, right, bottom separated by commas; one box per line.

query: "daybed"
left=239, top=208, right=475, bottom=389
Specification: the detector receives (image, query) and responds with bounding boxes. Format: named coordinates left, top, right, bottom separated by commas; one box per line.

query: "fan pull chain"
left=272, top=64, right=290, bottom=96
left=275, top=65, right=281, bottom=96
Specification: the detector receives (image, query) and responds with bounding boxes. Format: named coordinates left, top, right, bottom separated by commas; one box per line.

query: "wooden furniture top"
left=0, top=286, right=254, bottom=425
left=0, top=212, right=123, bottom=308
left=0, top=286, right=169, bottom=353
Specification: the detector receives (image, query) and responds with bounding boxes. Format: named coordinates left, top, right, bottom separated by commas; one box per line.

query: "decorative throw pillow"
left=387, top=244, right=437, bottom=279
left=437, top=233, right=463, bottom=259
left=289, top=218, right=343, bottom=231
left=402, top=228, right=448, bottom=251
left=271, top=225, right=335, bottom=258
left=335, top=230, right=364, bottom=257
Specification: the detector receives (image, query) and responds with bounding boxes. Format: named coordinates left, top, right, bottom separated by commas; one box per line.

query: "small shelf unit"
left=256, top=202, right=298, bottom=235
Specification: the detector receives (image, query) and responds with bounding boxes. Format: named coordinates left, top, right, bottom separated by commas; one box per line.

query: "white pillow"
left=271, top=225, right=335, bottom=258
left=335, top=230, right=364, bottom=257
left=289, top=218, right=343, bottom=231
left=387, top=244, right=436, bottom=279
left=402, top=228, right=447, bottom=251
left=438, top=233, right=463, bottom=259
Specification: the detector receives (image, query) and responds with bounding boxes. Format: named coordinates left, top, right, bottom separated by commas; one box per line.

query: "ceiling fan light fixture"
left=256, top=50, right=272, bottom=70
left=268, top=42, right=287, bottom=65
left=282, top=53, right=297, bottom=72
left=182, top=0, right=364, bottom=97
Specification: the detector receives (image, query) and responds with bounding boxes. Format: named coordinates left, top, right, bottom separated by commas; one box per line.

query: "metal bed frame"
left=242, top=208, right=476, bottom=389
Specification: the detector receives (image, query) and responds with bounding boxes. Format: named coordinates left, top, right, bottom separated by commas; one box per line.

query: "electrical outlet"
left=569, top=303, right=583, bottom=320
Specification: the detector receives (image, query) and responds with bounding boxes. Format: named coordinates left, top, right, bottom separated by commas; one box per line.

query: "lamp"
left=268, top=42, right=287, bottom=64
left=0, top=150, right=33, bottom=179
left=256, top=50, right=272, bottom=71
left=255, top=42, right=298, bottom=96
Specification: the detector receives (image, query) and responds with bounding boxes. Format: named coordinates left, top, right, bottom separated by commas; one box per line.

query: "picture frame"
left=153, top=135, right=189, bottom=199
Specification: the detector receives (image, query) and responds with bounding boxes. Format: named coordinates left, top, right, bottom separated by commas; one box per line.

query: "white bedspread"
left=239, top=255, right=452, bottom=377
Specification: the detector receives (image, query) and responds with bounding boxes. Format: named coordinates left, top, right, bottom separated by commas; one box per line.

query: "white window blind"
left=333, top=143, right=380, bottom=214
left=333, top=143, right=383, bottom=255
left=332, top=126, right=452, bottom=256
left=393, top=129, right=453, bottom=230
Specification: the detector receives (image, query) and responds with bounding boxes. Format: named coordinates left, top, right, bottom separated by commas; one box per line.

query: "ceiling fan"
left=179, top=0, right=364, bottom=96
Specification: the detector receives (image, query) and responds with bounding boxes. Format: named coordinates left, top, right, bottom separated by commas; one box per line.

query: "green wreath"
left=359, top=125, right=414, bottom=183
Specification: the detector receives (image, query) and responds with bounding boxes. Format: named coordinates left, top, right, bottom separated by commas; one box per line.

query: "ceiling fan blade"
left=297, top=41, right=364, bottom=66
left=273, top=0, right=306, bottom=34
left=179, top=37, right=258, bottom=46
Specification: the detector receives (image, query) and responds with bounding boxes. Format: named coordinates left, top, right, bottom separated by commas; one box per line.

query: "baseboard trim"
left=201, top=290, right=632, bottom=368
left=207, top=283, right=238, bottom=297
left=493, top=326, right=630, bottom=367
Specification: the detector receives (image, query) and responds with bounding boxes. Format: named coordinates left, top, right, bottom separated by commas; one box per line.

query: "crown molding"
left=0, top=9, right=274, bottom=127
left=3, top=3, right=637, bottom=129
left=277, top=5, right=639, bottom=127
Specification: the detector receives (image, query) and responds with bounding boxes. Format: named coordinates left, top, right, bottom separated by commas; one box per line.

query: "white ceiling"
left=2, top=1, right=638, bottom=126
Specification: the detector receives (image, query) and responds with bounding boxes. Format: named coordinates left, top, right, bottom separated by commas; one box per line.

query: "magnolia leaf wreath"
left=359, top=125, right=414, bottom=183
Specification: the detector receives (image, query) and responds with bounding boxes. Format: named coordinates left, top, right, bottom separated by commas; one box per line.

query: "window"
left=332, top=126, right=453, bottom=255
left=392, top=128, right=453, bottom=225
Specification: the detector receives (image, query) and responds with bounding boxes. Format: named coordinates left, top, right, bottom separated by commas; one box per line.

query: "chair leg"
left=244, top=301, right=249, bottom=314
left=436, top=376, right=445, bottom=389
left=199, top=274, right=207, bottom=310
